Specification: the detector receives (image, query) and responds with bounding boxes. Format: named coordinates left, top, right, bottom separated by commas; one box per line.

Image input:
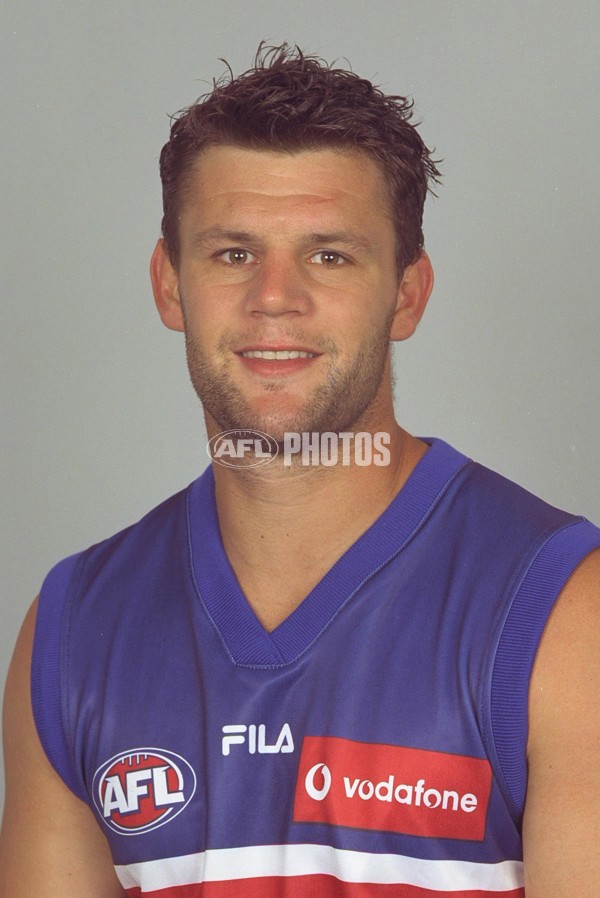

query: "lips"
left=235, top=347, right=322, bottom=375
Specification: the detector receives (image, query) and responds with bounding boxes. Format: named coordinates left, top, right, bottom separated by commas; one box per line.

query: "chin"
left=245, top=417, right=307, bottom=445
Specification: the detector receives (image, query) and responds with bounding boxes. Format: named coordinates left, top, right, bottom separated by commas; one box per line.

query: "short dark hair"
left=159, top=42, right=441, bottom=276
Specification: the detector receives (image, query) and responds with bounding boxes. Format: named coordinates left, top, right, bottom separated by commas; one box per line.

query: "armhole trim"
left=490, top=519, right=600, bottom=821
left=31, top=552, right=88, bottom=801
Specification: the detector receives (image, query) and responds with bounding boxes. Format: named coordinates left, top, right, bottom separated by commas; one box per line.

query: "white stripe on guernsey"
left=115, top=844, right=524, bottom=892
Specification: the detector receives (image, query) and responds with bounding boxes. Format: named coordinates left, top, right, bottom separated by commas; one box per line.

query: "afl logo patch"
left=93, top=748, right=197, bottom=835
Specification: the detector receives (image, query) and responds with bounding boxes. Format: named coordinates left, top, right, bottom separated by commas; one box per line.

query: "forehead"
left=181, top=145, right=392, bottom=227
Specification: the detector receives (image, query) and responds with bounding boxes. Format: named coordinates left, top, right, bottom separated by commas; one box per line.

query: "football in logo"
left=93, top=748, right=197, bottom=835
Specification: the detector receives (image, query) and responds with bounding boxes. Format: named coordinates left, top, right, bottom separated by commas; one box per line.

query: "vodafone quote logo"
left=293, top=737, right=492, bottom=841
left=93, top=748, right=196, bottom=835
left=305, top=762, right=333, bottom=800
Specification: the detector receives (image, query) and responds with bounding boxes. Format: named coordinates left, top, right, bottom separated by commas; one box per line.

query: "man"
left=1, top=43, right=599, bottom=897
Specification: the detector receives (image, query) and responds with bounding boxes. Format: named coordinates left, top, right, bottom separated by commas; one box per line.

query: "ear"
left=390, top=251, right=434, bottom=342
left=150, top=239, right=185, bottom=332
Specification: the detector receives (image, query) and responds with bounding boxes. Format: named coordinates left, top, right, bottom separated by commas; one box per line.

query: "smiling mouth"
left=239, top=350, right=318, bottom=360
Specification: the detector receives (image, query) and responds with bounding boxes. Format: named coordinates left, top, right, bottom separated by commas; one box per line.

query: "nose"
left=244, top=253, right=312, bottom=318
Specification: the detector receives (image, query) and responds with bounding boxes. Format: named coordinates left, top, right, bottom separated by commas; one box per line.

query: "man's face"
left=167, top=145, right=410, bottom=441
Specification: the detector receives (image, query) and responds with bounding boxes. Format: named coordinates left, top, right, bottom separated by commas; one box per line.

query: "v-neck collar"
left=187, top=438, right=468, bottom=667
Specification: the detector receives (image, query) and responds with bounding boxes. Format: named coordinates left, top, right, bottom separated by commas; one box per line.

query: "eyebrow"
left=305, top=232, right=377, bottom=255
left=191, top=227, right=377, bottom=256
left=192, top=228, right=255, bottom=247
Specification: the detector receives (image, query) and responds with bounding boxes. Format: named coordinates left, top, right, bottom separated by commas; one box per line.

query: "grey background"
left=1, top=1, right=598, bottom=813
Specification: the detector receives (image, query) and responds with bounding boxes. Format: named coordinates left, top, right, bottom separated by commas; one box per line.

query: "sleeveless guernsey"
left=31, top=438, right=600, bottom=896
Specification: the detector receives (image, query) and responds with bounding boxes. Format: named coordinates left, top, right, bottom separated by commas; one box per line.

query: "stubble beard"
left=183, top=306, right=397, bottom=444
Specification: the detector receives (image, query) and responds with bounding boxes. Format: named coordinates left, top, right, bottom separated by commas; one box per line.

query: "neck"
left=208, top=421, right=429, bottom=629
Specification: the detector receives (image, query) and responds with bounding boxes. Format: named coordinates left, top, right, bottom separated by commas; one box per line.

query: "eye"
left=217, top=248, right=256, bottom=265
left=310, top=250, right=346, bottom=266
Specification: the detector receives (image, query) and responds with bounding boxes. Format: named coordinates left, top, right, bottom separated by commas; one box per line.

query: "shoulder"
left=28, top=476, right=206, bottom=793
left=84, top=479, right=197, bottom=565
left=40, top=477, right=200, bottom=595
left=461, top=455, right=578, bottom=527
left=452, top=454, right=600, bottom=595
left=33, top=477, right=199, bottom=639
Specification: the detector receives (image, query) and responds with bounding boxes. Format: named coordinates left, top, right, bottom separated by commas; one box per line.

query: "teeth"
left=241, top=350, right=316, bottom=359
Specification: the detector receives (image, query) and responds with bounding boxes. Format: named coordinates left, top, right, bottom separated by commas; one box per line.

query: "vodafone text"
left=305, top=762, right=477, bottom=812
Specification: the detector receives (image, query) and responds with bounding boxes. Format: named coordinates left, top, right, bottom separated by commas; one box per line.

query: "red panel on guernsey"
left=125, top=878, right=525, bottom=898
left=293, top=736, right=492, bottom=841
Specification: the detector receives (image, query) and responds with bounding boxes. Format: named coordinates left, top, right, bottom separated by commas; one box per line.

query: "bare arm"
left=523, top=548, right=600, bottom=896
left=0, top=598, right=126, bottom=898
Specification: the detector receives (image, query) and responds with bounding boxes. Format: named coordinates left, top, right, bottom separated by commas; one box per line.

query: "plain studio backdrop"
left=1, top=1, right=598, bottom=812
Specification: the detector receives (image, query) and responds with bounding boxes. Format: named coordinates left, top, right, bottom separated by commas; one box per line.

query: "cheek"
left=179, top=271, right=244, bottom=322
left=178, top=281, right=218, bottom=332
left=181, top=306, right=240, bottom=362
left=328, top=295, right=394, bottom=342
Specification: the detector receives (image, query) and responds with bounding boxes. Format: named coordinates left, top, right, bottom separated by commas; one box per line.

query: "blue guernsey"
left=31, top=439, right=600, bottom=896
